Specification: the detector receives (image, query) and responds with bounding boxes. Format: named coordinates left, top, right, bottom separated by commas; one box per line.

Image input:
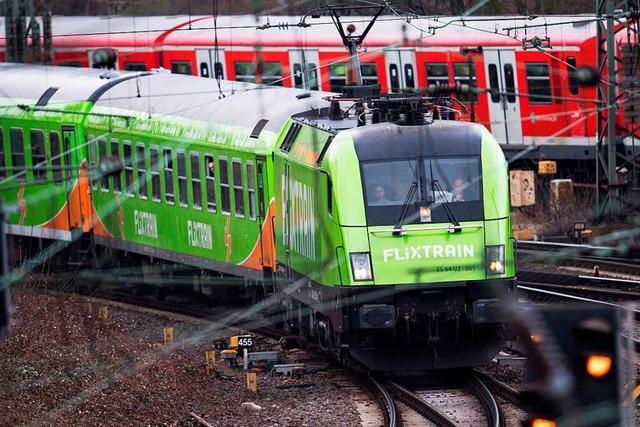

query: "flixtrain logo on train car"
left=187, top=220, right=213, bottom=250
left=382, top=244, right=475, bottom=262
left=281, top=176, right=316, bottom=260
left=133, top=210, right=158, bottom=238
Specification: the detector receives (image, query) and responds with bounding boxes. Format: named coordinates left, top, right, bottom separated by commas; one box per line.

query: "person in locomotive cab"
left=453, top=178, right=466, bottom=202
left=374, top=185, right=389, bottom=203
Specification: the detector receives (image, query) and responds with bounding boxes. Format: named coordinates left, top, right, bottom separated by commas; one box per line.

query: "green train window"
left=247, top=162, right=256, bottom=220
left=150, top=147, right=160, bottom=202
left=163, top=148, right=174, bottom=205
left=257, top=161, right=265, bottom=219
left=0, top=129, right=5, bottom=179
left=50, top=132, right=62, bottom=184
left=10, top=128, right=25, bottom=181
left=177, top=151, right=187, bottom=207
left=123, top=142, right=134, bottom=196
left=136, top=143, right=147, bottom=199
left=111, top=139, right=122, bottom=193
left=232, top=159, right=244, bottom=218
left=204, top=155, right=216, bottom=212
left=329, top=63, right=348, bottom=93
left=30, top=130, right=46, bottom=183
left=190, top=152, right=202, bottom=210
left=219, top=157, right=230, bottom=214
left=100, top=138, right=109, bottom=191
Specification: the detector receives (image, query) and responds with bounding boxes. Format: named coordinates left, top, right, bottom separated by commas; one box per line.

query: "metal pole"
left=605, top=0, right=619, bottom=217
left=348, top=39, right=363, bottom=86
left=0, top=202, right=10, bottom=340
left=42, top=8, right=53, bottom=65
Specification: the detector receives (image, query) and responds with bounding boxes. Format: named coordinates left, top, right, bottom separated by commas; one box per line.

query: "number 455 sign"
left=231, top=334, right=253, bottom=350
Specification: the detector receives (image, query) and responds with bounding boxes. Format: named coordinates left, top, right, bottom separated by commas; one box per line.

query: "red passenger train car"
left=1, top=14, right=637, bottom=165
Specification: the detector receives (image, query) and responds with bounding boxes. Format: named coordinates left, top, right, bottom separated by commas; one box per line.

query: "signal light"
left=530, top=419, right=557, bottom=427
left=585, top=354, right=612, bottom=378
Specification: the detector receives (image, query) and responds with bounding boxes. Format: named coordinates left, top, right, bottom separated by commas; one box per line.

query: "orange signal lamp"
left=586, top=354, right=612, bottom=378
left=531, top=418, right=557, bottom=427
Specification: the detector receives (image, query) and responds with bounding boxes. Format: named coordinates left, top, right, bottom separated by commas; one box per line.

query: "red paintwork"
left=1, top=15, right=635, bottom=142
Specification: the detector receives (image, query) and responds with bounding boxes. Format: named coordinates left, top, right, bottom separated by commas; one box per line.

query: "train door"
left=282, top=162, right=292, bottom=275
left=195, top=48, right=227, bottom=80
left=256, top=155, right=275, bottom=270
left=483, top=49, right=523, bottom=144
left=288, top=49, right=320, bottom=91
left=61, top=126, right=83, bottom=228
left=384, top=49, right=417, bottom=93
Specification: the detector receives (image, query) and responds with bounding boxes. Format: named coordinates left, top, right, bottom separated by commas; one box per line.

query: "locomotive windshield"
left=362, top=157, right=483, bottom=226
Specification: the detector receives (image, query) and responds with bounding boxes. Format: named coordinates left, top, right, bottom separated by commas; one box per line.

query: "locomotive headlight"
left=486, top=245, right=505, bottom=275
left=350, top=252, right=372, bottom=281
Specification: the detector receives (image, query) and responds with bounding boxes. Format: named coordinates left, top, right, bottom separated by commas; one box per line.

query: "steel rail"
left=472, top=370, right=523, bottom=408
left=385, top=380, right=456, bottom=427
left=470, top=373, right=504, bottom=427
left=362, top=375, right=398, bottom=427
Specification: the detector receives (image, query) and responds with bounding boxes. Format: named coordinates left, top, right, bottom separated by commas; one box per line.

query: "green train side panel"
left=481, top=128, right=516, bottom=278
left=86, top=108, right=276, bottom=272
left=0, top=100, right=91, bottom=230
left=274, top=121, right=344, bottom=287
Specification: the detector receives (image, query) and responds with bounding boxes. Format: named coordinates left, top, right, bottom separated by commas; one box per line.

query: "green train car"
left=0, top=64, right=516, bottom=370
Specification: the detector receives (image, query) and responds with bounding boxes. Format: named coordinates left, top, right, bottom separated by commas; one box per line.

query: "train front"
left=329, top=120, right=516, bottom=370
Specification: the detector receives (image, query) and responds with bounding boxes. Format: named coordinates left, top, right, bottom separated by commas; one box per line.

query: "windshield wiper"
left=393, top=181, right=418, bottom=236
left=432, top=180, right=461, bottom=231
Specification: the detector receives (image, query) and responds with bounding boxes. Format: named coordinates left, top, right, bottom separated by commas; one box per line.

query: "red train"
left=1, top=14, right=638, bottom=163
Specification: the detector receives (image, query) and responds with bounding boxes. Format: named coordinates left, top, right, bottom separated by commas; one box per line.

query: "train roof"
left=0, top=14, right=600, bottom=50
left=0, top=63, right=331, bottom=134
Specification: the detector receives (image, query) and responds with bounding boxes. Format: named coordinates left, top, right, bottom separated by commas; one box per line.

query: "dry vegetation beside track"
left=0, top=284, right=362, bottom=426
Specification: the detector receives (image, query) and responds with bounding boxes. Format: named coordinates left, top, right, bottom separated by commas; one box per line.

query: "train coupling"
left=359, top=304, right=396, bottom=329
left=472, top=298, right=505, bottom=324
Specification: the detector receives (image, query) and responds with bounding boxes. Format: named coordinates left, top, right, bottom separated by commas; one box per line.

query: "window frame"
left=190, top=151, right=203, bottom=210
left=9, top=128, right=25, bottom=182
left=234, top=61, right=257, bottom=83
left=150, top=145, right=161, bottom=202
left=425, top=63, right=449, bottom=87
left=204, top=154, right=216, bottom=213
left=525, top=62, right=552, bottom=104
left=246, top=161, right=256, bottom=221
left=453, top=62, right=477, bottom=103
left=163, top=148, right=175, bottom=205
left=232, top=158, right=245, bottom=218
left=177, top=150, right=188, bottom=207
left=50, top=131, right=62, bottom=184
left=111, top=139, right=122, bottom=194
left=30, top=129, right=46, bottom=183
left=99, top=137, right=110, bottom=192
left=136, top=142, right=148, bottom=199
left=0, top=128, right=5, bottom=179
left=171, top=61, right=192, bottom=75
left=123, top=141, right=134, bottom=197
left=219, top=156, right=231, bottom=215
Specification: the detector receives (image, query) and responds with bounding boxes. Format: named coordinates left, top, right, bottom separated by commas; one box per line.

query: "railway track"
left=517, top=274, right=640, bottom=352
left=516, top=240, right=640, bottom=277
left=67, top=284, right=522, bottom=427
left=384, top=372, right=505, bottom=427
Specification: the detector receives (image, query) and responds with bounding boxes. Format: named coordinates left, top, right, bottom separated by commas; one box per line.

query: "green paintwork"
left=0, top=93, right=514, bottom=289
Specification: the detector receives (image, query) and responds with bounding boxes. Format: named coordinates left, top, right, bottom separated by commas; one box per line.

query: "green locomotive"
left=0, top=64, right=515, bottom=370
